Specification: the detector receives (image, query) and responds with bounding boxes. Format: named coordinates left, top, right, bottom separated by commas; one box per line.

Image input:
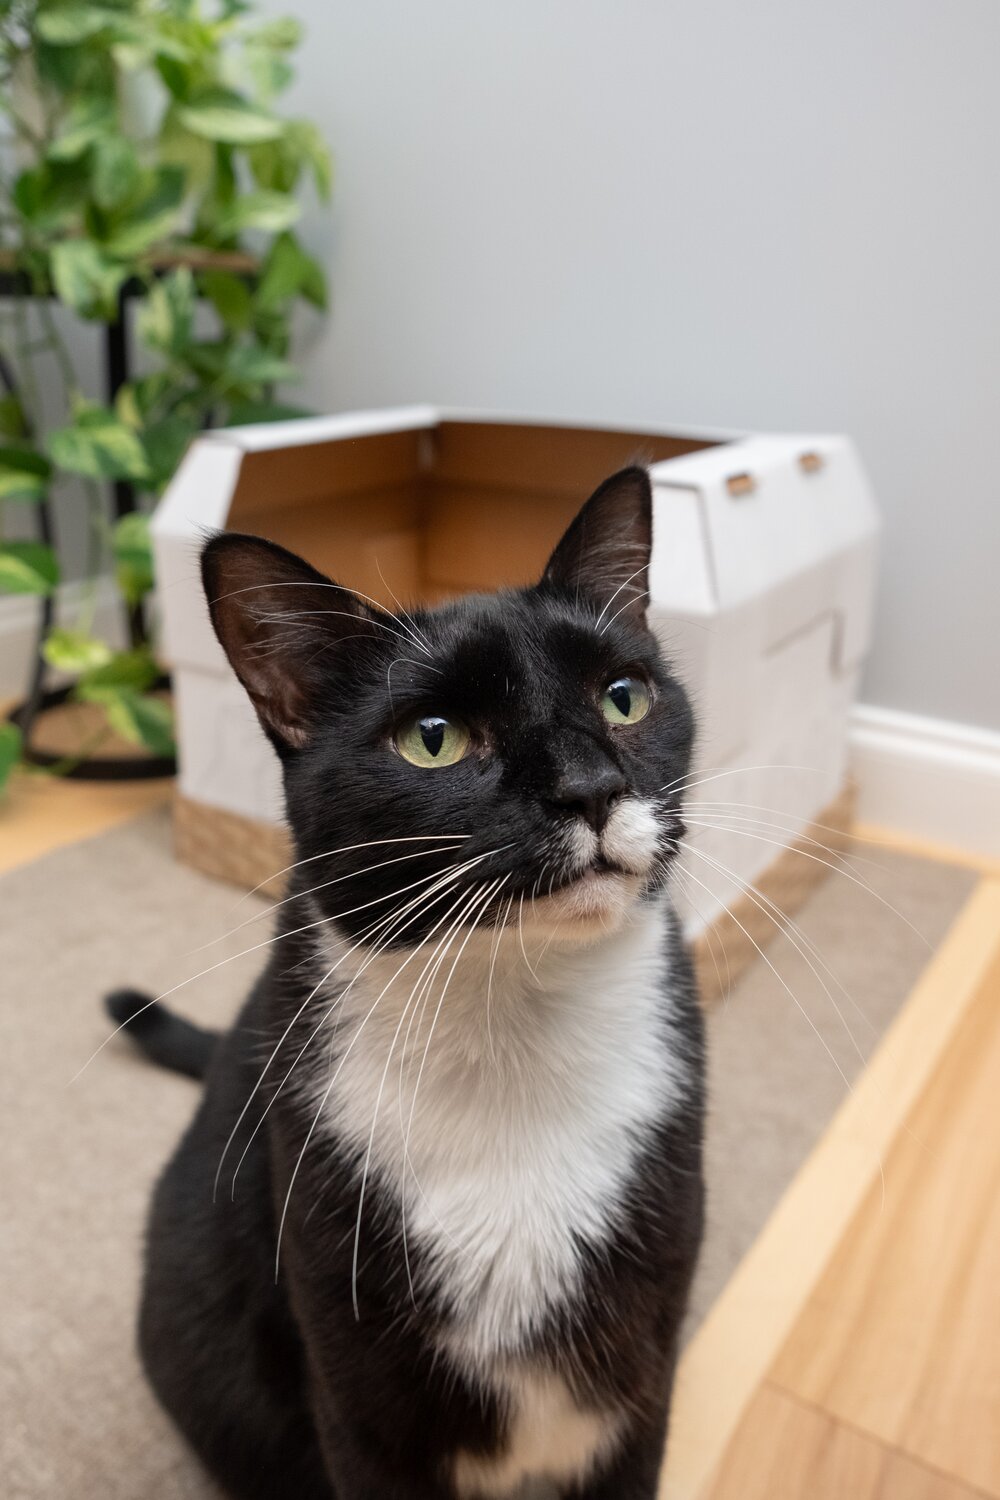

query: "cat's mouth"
left=547, top=854, right=631, bottom=895
left=509, top=796, right=666, bottom=936
left=518, top=854, right=648, bottom=936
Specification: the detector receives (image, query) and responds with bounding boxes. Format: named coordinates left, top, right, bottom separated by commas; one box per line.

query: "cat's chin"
left=519, top=867, right=646, bottom=944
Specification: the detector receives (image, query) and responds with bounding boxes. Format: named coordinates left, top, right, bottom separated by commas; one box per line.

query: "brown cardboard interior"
left=225, top=420, right=722, bottom=607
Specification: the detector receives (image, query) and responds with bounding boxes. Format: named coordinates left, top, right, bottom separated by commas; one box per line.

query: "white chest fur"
left=306, top=900, right=686, bottom=1489
left=309, top=901, right=684, bottom=1347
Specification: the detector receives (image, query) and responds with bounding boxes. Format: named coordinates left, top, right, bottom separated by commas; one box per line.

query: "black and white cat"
left=111, top=465, right=705, bottom=1499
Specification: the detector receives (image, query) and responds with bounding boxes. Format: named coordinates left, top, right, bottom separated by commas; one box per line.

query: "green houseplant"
left=0, top=0, right=330, bottom=790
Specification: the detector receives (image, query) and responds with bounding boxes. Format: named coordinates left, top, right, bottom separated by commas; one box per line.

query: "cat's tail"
left=104, top=990, right=217, bottom=1081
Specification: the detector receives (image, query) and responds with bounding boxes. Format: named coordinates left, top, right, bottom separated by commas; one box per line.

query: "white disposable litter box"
left=152, top=408, right=879, bottom=994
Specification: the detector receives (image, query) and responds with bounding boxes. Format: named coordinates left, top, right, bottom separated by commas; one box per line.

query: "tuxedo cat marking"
left=111, top=466, right=705, bottom=1500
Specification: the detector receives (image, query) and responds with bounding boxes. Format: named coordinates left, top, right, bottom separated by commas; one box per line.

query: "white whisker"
left=273, top=865, right=506, bottom=1281
left=660, top=762, right=834, bottom=799
left=684, top=842, right=869, bottom=1068
left=227, top=835, right=470, bottom=916
left=684, top=816, right=931, bottom=951
left=199, top=843, right=468, bottom=952
left=598, top=589, right=651, bottom=636
left=678, top=855, right=856, bottom=1096
left=76, top=860, right=480, bottom=1083
left=592, top=564, right=648, bottom=630
left=395, top=878, right=509, bottom=1313
left=354, top=877, right=508, bottom=1317
left=374, top=556, right=433, bottom=656
left=221, top=854, right=496, bottom=1198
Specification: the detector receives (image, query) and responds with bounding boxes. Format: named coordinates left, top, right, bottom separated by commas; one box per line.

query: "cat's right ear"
left=201, top=533, right=380, bottom=753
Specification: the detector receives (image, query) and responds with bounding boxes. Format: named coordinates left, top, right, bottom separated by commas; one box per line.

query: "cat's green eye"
left=600, top=676, right=651, bottom=726
left=395, top=714, right=471, bottom=768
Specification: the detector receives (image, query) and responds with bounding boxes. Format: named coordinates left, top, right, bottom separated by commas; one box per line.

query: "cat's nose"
left=548, top=764, right=626, bottom=834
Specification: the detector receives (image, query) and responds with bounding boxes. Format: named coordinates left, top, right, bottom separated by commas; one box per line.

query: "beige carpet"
left=0, top=809, right=976, bottom=1499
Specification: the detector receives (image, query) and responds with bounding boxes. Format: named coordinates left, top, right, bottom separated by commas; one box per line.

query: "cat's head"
left=202, top=466, right=693, bottom=950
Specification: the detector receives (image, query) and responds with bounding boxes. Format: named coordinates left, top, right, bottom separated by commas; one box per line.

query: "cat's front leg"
left=308, top=1398, right=465, bottom=1500
left=313, top=1435, right=449, bottom=1500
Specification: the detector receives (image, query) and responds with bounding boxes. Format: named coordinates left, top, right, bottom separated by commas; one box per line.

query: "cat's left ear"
left=541, top=465, right=652, bottom=628
left=201, top=532, right=383, bottom=753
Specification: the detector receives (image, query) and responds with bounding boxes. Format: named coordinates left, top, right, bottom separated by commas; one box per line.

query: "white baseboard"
left=850, top=704, right=1000, bottom=861
left=0, top=577, right=127, bottom=700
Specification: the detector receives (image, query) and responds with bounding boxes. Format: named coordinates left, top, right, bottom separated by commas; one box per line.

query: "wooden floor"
left=0, top=768, right=171, bottom=878
left=665, top=870, right=1000, bottom=1499
left=3, top=778, right=999, bottom=1498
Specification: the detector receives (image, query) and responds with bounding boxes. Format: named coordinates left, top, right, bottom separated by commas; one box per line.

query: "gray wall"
left=267, top=0, right=1000, bottom=731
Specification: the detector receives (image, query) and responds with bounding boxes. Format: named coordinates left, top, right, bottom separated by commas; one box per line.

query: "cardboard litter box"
left=152, top=408, right=879, bottom=998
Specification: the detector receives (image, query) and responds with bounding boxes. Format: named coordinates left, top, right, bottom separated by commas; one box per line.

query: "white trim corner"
left=850, top=704, right=1000, bottom=862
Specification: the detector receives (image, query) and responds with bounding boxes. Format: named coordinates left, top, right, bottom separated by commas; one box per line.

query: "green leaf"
left=246, top=141, right=285, bottom=194
left=112, top=512, right=155, bottom=602
left=0, top=472, right=46, bottom=502
left=112, top=40, right=152, bottom=72
left=154, top=54, right=189, bottom=100
left=36, top=6, right=121, bottom=44
left=119, top=371, right=174, bottom=422
left=244, top=49, right=293, bottom=101
left=247, top=18, right=303, bottom=50
left=215, top=189, right=300, bottom=237
left=0, top=397, right=28, bottom=441
left=248, top=121, right=331, bottom=200
left=225, top=401, right=312, bottom=426
left=158, top=107, right=215, bottom=189
left=42, top=628, right=113, bottom=675
left=287, top=120, right=332, bottom=200
left=102, top=166, right=186, bottom=257
left=221, top=344, right=300, bottom=387
left=250, top=303, right=291, bottom=358
left=114, top=385, right=143, bottom=430
left=35, top=33, right=103, bottom=91
left=201, top=269, right=253, bottom=330
left=50, top=240, right=127, bottom=321
left=0, top=722, right=22, bottom=795
left=93, top=135, right=141, bottom=213
left=0, top=542, right=60, bottom=595
left=178, top=89, right=284, bottom=145
left=137, top=267, right=195, bottom=356
left=49, top=411, right=152, bottom=483
left=48, top=95, right=117, bottom=161
left=15, top=162, right=90, bottom=235
left=78, top=646, right=159, bottom=696
left=0, top=446, right=52, bottom=502
left=186, top=339, right=299, bottom=390
left=102, top=690, right=175, bottom=756
left=256, top=232, right=326, bottom=311
left=0, top=447, right=52, bottom=479
left=141, top=416, right=194, bottom=488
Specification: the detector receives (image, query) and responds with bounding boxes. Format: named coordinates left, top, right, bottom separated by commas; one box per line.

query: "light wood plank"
left=0, top=773, right=170, bottom=878
left=704, top=1384, right=989, bottom=1500
left=853, top=822, right=1000, bottom=879
left=660, top=879, right=1000, bottom=1499
left=772, top=922, right=1000, bottom=1496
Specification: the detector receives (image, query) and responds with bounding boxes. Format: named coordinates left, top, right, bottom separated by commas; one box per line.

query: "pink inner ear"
left=202, top=532, right=379, bottom=751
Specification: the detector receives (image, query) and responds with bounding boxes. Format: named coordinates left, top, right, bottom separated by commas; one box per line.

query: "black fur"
left=106, top=989, right=217, bottom=1080
left=120, top=467, right=705, bottom=1499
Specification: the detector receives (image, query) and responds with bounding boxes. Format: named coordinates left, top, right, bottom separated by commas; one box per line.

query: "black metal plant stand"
left=1, top=272, right=175, bottom=779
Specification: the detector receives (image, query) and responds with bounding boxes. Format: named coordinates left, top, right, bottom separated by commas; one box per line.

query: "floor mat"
left=0, top=809, right=976, bottom=1497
